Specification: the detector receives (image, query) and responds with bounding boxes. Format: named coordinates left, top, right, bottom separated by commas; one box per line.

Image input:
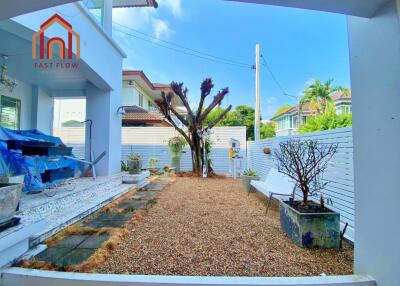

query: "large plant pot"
left=241, top=175, right=260, bottom=193
left=279, top=200, right=340, bottom=248
left=127, top=159, right=142, bottom=175
left=0, top=183, right=23, bottom=224
left=0, top=175, right=25, bottom=184
left=171, top=156, right=181, bottom=173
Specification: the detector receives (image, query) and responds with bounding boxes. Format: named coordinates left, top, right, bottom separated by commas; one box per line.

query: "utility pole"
left=255, top=44, right=261, bottom=141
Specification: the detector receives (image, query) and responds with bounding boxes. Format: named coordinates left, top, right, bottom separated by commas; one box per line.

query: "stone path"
left=32, top=176, right=173, bottom=267
left=1, top=173, right=134, bottom=246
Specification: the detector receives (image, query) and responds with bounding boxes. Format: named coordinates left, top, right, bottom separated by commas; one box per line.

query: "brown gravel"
left=96, top=177, right=353, bottom=276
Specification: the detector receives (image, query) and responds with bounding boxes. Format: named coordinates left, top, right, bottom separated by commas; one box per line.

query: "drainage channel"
left=19, top=176, right=173, bottom=271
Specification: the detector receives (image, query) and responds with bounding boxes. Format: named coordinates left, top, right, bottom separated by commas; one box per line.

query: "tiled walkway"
left=32, top=176, right=173, bottom=267
left=1, top=173, right=134, bottom=245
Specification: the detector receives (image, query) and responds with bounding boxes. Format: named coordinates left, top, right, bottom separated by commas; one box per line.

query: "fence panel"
left=247, top=127, right=355, bottom=241
left=54, top=126, right=247, bottom=174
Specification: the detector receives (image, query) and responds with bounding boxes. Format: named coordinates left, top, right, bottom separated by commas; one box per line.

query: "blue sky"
left=112, top=0, right=350, bottom=120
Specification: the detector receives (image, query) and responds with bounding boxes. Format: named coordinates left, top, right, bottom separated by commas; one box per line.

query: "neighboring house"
left=0, top=0, right=157, bottom=175
left=120, top=70, right=185, bottom=127
left=271, top=90, right=352, bottom=136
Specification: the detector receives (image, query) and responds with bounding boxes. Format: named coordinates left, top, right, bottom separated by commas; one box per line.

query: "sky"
left=112, top=0, right=351, bottom=120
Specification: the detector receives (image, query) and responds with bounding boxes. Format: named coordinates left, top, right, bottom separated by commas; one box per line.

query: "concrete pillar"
left=348, top=1, right=400, bottom=285
left=85, top=84, right=122, bottom=176
left=102, top=0, right=113, bottom=37
left=31, top=85, right=54, bottom=134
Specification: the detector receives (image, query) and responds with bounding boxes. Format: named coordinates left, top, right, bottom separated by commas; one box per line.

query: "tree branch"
left=207, top=105, right=232, bottom=130
left=198, top=87, right=229, bottom=123
left=197, top=78, right=214, bottom=120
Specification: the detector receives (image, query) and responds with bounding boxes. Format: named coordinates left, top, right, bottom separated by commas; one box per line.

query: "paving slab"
left=83, top=219, right=129, bottom=228
left=132, top=191, right=158, bottom=200
left=144, top=184, right=165, bottom=191
left=78, top=234, right=109, bottom=249
left=56, top=248, right=97, bottom=266
left=94, top=213, right=133, bottom=221
left=34, top=247, right=72, bottom=264
left=116, top=200, right=147, bottom=211
left=54, top=235, right=90, bottom=248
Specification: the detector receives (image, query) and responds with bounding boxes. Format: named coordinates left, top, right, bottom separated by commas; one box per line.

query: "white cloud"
left=152, top=18, right=172, bottom=39
left=157, top=0, right=183, bottom=19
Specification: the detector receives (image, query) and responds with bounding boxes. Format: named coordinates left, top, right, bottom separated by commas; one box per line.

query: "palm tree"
left=300, top=79, right=336, bottom=115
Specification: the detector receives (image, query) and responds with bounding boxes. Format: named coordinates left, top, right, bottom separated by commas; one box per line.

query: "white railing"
left=0, top=268, right=375, bottom=286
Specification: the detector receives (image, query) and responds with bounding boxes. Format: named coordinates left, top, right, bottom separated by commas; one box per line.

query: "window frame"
left=0, top=95, right=21, bottom=130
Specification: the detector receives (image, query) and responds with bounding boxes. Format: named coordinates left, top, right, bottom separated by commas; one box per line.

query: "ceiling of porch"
left=0, top=19, right=110, bottom=95
left=226, top=0, right=392, bottom=17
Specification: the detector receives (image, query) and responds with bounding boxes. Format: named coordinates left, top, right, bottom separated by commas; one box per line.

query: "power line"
left=113, top=21, right=253, bottom=68
left=260, top=53, right=288, bottom=95
left=114, top=27, right=252, bottom=68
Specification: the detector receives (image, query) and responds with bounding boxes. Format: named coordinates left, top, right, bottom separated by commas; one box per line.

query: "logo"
left=32, top=14, right=80, bottom=69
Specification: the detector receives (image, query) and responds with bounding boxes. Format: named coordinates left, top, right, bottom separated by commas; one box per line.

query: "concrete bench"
left=250, top=168, right=296, bottom=214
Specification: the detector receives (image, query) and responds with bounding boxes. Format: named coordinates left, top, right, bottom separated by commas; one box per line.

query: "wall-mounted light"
left=0, top=55, right=17, bottom=93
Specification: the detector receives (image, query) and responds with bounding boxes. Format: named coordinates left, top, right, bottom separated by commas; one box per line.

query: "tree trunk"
left=302, top=186, right=309, bottom=206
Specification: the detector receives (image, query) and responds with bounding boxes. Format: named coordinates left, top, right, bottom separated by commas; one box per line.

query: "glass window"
left=0, top=95, right=21, bottom=130
left=139, top=94, right=143, bottom=107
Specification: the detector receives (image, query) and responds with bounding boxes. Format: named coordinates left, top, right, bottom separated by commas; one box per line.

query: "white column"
left=348, top=1, right=400, bottom=285
left=254, top=43, right=261, bottom=141
left=102, top=0, right=113, bottom=36
left=85, top=84, right=122, bottom=176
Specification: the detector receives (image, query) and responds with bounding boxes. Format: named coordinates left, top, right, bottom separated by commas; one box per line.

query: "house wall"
left=348, top=0, right=400, bottom=284
left=12, top=3, right=125, bottom=176
left=122, top=81, right=152, bottom=111
left=36, top=88, right=53, bottom=134
left=0, top=79, right=32, bottom=130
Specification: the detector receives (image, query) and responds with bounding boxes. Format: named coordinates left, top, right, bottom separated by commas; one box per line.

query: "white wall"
left=122, top=82, right=151, bottom=110
left=36, top=88, right=53, bottom=134
left=54, top=126, right=247, bottom=174
left=348, top=0, right=400, bottom=285
left=0, top=79, right=32, bottom=130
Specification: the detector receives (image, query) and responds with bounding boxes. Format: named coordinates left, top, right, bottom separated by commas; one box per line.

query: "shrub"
left=274, top=139, right=337, bottom=206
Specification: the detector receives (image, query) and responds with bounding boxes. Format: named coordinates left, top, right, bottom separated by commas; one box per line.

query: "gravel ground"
left=97, top=177, right=353, bottom=276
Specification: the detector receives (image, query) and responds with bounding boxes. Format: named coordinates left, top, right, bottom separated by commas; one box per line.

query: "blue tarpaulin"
left=0, top=127, right=80, bottom=193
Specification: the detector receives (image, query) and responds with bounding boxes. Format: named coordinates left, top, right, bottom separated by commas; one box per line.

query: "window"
left=139, top=94, right=143, bottom=107
left=0, top=95, right=21, bottom=130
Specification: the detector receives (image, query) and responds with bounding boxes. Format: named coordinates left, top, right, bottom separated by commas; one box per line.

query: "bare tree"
left=274, top=140, right=337, bottom=206
left=155, top=78, right=232, bottom=176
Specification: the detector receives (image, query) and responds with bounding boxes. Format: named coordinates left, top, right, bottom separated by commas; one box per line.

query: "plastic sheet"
left=0, top=127, right=80, bottom=193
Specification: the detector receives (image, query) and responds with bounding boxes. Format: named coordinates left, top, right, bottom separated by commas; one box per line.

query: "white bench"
left=250, top=168, right=296, bottom=214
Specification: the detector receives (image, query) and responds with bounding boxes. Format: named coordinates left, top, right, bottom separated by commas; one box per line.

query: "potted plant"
left=127, top=153, right=142, bottom=175
left=148, top=158, right=160, bottom=175
left=168, top=136, right=187, bottom=173
left=275, top=139, right=339, bottom=248
left=241, top=169, right=260, bottom=193
left=0, top=153, right=24, bottom=184
left=0, top=153, right=24, bottom=223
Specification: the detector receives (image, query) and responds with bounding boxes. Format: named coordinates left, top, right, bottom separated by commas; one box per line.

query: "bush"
left=300, top=109, right=352, bottom=134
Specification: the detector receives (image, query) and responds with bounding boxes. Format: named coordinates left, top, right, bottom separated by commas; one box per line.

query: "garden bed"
left=96, top=177, right=353, bottom=277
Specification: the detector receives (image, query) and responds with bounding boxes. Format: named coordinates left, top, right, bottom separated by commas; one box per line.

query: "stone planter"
left=241, top=175, right=260, bottom=193
left=279, top=200, right=340, bottom=248
left=171, top=156, right=181, bottom=173
left=127, top=159, right=142, bottom=175
left=0, top=183, right=23, bottom=224
left=0, top=175, right=25, bottom=184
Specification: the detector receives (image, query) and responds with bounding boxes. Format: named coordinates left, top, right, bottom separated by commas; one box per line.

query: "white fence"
left=247, top=127, right=355, bottom=241
left=54, top=127, right=247, bottom=174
